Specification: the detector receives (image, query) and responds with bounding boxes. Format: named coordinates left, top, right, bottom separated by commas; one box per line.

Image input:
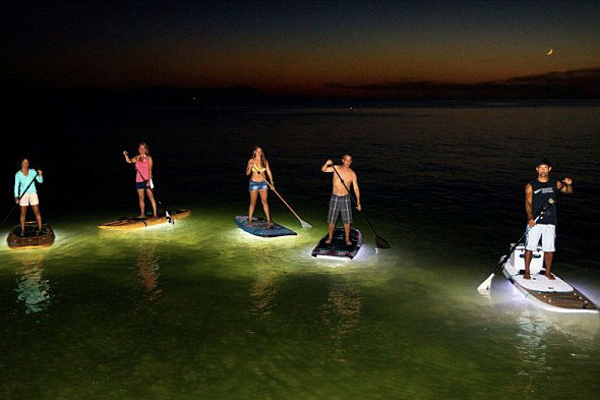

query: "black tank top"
left=530, top=179, right=557, bottom=225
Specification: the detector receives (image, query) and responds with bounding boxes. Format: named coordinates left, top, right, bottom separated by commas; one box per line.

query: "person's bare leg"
left=524, top=250, right=532, bottom=279
left=326, top=223, right=335, bottom=244
left=19, top=206, right=27, bottom=234
left=146, top=189, right=158, bottom=218
left=137, top=189, right=146, bottom=218
left=544, top=252, right=555, bottom=280
left=259, top=189, right=271, bottom=225
left=248, top=190, right=258, bottom=225
left=32, top=204, right=42, bottom=231
left=344, top=223, right=351, bottom=245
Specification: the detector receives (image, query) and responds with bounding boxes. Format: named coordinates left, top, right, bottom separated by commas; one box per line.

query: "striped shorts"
left=327, top=194, right=352, bottom=224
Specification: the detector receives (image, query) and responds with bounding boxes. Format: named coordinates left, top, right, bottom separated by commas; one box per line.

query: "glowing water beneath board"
left=1, top=103, right=600, bottom=399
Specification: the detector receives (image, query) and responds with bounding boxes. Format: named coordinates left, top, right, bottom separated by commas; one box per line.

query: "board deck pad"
left=311, top=227, right=362, bottom=260
left=98, top=209, right=191, bottom=230
left=234, top=216, right=296, bottom=237
left=501, top=244, right=599, bottom=313
left=512, top=274, right=573, bottom=292
left=7, top=222, right=55, bottom=249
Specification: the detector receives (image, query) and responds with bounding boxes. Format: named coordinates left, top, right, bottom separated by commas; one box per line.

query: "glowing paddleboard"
left=7, top=222, right=55, bottom=250
left=98, top=209, right=191, bottom=230
left=234, top=216, right=296, bottom=237
left=311, top=227, right=362, bottom=260
left=501, top=244, right=598, bottom=314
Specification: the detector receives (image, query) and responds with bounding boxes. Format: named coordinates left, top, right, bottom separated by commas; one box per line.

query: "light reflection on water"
left=1, top=104, right=600, bottom=398
left=13, top=252, right=52, bottom=315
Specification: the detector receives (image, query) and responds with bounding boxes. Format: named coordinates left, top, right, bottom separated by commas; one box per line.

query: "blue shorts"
left=249, top=180, right=269, bottom=191
left=136, top=181, right=148, bottom=189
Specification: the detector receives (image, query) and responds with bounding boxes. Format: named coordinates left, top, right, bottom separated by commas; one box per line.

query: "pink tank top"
left=135, top=156, right=150, bottom=182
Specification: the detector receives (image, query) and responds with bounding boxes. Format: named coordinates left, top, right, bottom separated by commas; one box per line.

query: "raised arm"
left=123, top=150, right=137, bottom=164
left=246, top=159, right=254, bottom=176
left=558, top=178, right=573, bottom=194
left=525, top=183, right=534, bottom=227
left=321, top=159, right=334, bottom=172
left=352, top=171, right=361, bottom=210
left=35, top=169, right=43, bottom=184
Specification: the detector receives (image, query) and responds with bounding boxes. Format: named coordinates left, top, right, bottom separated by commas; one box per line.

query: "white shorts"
left=19, top=193, right=39, bottom=207
left=526, top=224, right=555, bottom=252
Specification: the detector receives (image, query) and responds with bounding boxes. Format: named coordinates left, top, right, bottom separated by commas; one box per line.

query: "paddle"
left=0, top=172, right=40, bottom=232
left=477, top=198, right=555, bottom=292
left=133, top=166, right=174, bottom=225
left=256, top=172, right=312, bottom=228
left=329, top=163, right=391, bottom=249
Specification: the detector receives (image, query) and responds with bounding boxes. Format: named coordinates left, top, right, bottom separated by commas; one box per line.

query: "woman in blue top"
left=14, top=158, right=44, bottom=234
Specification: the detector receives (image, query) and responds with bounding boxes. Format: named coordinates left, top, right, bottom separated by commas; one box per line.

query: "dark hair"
left=536, top=158, right=552, bottom=168
left=18, top=157, right=29, bottom=168
left=342, top=153, right=352, bottom=159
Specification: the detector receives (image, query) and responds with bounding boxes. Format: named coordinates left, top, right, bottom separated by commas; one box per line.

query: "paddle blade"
left=376, top=236, right=391, bottom=249
left=477, top=273, right=495, bottom=292
left=165, top=211, right=174, bottom=225
left=300, top=220, right=313, bottom=229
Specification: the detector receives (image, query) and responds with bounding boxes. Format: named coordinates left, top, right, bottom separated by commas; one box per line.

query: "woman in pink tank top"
left=122, top=142, right=158, bottom=218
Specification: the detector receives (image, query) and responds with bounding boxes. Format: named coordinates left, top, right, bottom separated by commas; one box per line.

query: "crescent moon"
left=546, top=48, right=554, bottom=56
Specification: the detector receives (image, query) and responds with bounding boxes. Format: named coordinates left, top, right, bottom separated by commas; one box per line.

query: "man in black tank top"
left=524, top=159, right=573, bottom=280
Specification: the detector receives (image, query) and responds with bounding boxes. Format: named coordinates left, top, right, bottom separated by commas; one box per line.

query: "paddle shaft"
left=329, top=164, right=384, bottom=240
left=0, top=173, right=40, bottom=231
left=493, top=199, right=554, bottom=275
left=255, top=172, right=310, bottom=227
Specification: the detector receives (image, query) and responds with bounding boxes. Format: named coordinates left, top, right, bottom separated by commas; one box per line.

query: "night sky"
left=2, top=0, right=599, bottom=98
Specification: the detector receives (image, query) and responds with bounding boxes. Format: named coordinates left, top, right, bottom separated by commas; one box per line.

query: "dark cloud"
left=324, top=67, right=600, bottom=99
left=501, top=67, right=600, bottom=85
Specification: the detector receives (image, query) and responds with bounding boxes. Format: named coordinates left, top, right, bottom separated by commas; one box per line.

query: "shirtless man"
left=321, top=154, right=361, bottom=245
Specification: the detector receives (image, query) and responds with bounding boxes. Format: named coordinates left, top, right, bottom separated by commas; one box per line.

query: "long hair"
left=18, top=157, right=29, bottom=169
left=138, top=142, right=150, bottom=155
left=252, top=146, right=267, bottom=166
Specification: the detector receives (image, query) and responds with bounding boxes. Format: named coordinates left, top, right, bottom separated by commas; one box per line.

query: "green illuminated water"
left=1, top=104, right=600, bottom=399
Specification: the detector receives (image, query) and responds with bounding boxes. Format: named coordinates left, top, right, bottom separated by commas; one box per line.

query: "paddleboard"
left=501, top=244, right=599, bottom=314
left=98, top=209, right=191, bottom=230
left=7, top=222, right=55, bottom=250
left=234, top=216, right=296, bottom=237
left=311, top=227, right=362, bottom=260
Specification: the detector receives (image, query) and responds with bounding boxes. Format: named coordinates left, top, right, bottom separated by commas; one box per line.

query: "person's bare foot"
left=137, top=215, right=146, bottom=219
left=545, top=273, right=555, bottom=280
left=346, top=240, right=352, bottom=246
left=267, top=221, right=274, bottom=229
left=523, top=274, right=531, bottom=280
left=325, top=238, right=332, bottom=244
